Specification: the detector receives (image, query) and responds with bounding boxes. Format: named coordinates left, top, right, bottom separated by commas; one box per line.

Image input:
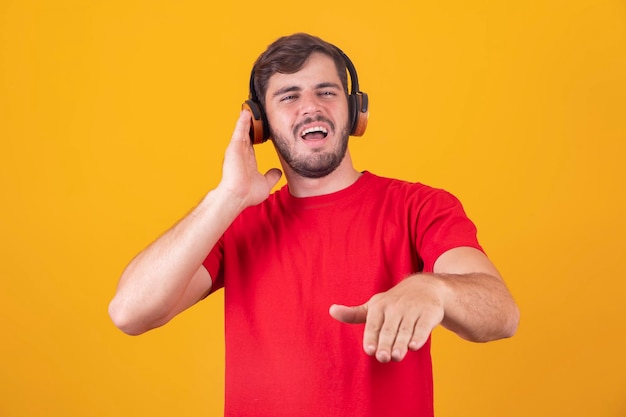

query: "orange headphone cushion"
left=242, top=100, right=268, bottom=144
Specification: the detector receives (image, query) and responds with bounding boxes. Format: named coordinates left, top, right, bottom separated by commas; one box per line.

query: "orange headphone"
left=242, top=49, right=369, bottom=145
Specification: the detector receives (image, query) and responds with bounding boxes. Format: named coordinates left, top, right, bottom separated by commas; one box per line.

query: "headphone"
left=242, top=48, right=369, bottom=145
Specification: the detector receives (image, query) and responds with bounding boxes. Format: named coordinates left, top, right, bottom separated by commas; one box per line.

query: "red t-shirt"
left=204, top=171, right=482, bottom=417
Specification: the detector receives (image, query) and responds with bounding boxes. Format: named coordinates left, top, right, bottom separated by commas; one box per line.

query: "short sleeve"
left=414, top=190, right=483, bottom=273
left=202, top=236, right=225, bottom=293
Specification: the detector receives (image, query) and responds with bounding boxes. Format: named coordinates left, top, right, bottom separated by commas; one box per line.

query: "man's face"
left=264, top=53, right=351, bottom=179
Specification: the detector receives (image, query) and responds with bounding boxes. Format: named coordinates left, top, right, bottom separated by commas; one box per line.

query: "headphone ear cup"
left=348, top=92, right=369, bottom=137
left=242, top=100, right=269, bottom=144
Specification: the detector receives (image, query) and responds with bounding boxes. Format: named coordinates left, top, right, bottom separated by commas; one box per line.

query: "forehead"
left=266, top=53, right=342, bottom=94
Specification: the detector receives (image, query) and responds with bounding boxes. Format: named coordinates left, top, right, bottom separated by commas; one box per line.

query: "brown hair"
left=251, top=33, right=349, bottom=107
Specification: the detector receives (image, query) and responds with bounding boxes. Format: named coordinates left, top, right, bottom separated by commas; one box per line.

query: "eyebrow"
left=271, top=82, right=343, bottom=98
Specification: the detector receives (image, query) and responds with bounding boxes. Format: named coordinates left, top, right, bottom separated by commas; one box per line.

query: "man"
left=109, top=33, right=519, bottom=417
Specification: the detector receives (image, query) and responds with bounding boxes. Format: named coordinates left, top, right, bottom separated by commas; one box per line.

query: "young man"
left=109, top=33, right=519, bottom=417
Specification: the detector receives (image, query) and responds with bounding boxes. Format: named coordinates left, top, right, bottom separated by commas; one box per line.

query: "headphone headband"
left=335, top=48, right=360, bottom=95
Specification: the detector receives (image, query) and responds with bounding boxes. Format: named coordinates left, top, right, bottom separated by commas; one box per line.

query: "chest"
left=222, top=202, right=421, bottom=307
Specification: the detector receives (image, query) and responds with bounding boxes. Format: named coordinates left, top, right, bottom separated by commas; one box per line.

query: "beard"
left=270, top=116, right=350, bottom=179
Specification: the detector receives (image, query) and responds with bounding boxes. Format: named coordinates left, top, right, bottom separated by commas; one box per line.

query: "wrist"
left=197, top=187, right=247, bottom=226
left=407, top=273, right=452, bottom=310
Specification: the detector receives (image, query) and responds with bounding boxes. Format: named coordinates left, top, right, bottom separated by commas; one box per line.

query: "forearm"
left=330, top=246, right=519, bottom=362
left=434, top=272, right=520, bottom=342
left=108, top=187, right=244, bottom=334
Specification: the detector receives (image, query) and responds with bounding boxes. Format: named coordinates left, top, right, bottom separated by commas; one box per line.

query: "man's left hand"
left=329, top=275, right=447, bottom=363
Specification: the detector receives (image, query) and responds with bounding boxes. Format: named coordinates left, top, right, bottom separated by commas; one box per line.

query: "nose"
left=299, top=91, right=322, bottom=116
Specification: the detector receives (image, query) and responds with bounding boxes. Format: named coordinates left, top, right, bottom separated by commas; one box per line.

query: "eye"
left=319, top=90, right=336, bottom=97
left=280, top=94, right=297, bottom=102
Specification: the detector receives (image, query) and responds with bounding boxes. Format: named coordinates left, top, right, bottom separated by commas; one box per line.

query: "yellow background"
left=1, top=1, right=625, bottom=416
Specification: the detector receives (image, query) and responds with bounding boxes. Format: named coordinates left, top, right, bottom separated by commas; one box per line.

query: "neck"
left=282, top=152, right=361, bottom=198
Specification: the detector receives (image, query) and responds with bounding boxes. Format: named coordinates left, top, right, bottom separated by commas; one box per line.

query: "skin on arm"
left=329, top=246, right=520, bottom=363
left=108, top=110, right=282, bottom=335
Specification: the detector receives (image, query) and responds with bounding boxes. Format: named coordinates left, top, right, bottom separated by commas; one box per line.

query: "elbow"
left=488, top=293, right=521, bottom=341
left=108, top=297, right=151, bottom=336
left=484, top=303, right=520, bottom=342
left=502, top=303, right=521, bottom=339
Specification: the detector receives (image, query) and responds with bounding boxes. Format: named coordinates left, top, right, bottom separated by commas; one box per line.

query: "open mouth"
left=300, top=126, right=329, bottom=140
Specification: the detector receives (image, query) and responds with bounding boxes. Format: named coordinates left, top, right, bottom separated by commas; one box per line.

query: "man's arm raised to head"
left=108, top=110, right=282, bottom=335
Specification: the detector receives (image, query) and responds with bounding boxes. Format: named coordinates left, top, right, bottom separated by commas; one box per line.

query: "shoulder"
left=364, top=171, right=460, bottom=207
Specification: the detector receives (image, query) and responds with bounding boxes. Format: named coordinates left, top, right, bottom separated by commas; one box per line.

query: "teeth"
left=301, top=126, right=328, bottom=137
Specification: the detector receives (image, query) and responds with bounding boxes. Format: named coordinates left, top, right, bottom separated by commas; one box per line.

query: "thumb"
left=264, top=168, right=283, bottom=189
left=329, top=303, right=367, bottom=324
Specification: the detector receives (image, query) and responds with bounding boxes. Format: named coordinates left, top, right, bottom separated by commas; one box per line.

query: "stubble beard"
left=271, top=117, right=350, bottom=179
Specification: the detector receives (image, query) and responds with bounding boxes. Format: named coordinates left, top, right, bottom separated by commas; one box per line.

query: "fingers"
left=231, top=110, right=253, bottom=146
left=329, top=303, right=397, bottom=361
left=409, top=311, right=440, bottom=352
left=390, top=311, right=440, bottom=361
left=330, top=300, right=431, bottom=363
left=331, top=277, right=446, bottom=363
left=264, top=168, right=283, bottom=189
left=390, top=317, right=416, bottom=361
left=361, top=299, right=442, bottom=364
left=363, top=306, right=393, bottom=362
left=366, top=313, right=423, bottom=363
left=362, top=300, right=413, bottom=363
left=329, top=304, right=367, bottom=324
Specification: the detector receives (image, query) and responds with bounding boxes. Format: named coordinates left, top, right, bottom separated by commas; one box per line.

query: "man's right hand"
left=217, top=110, right=282, bottom=210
